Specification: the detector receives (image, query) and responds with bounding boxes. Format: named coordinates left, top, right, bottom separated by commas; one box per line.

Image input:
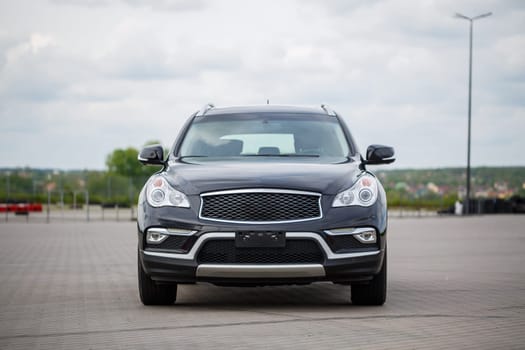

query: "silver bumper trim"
left=143, top=231, right=380, bottom=261
left=324, top=227, right=375, bottom=235
left=196, top=264, right=325, bottom=278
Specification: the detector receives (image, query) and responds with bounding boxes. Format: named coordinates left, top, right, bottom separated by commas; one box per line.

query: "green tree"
left=106, top=143, right=165, bottom=178
left=106, top=147, right=145, bottom=178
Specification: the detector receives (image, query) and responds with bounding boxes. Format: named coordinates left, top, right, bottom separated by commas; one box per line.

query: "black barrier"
left=439, top=196, right=525, bottom=215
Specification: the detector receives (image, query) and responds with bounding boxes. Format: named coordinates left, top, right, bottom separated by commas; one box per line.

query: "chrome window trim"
left=198, top=188, right=323, bottom=224
left=142, top=231, right=380, bottom=261
left=196, top=264, right=325, bottom=278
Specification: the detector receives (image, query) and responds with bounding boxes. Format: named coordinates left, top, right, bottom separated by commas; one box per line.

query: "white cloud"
left=123, top=0, right=206, bottom=11
left=50, top=0, right=109, bottom=7
left=0, top=0, right=523, bottom=169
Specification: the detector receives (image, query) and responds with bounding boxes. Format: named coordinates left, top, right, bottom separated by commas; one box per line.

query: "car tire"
left=351, top=249, right=387, bottom=306
left=138, top=252, right=177, bottom=305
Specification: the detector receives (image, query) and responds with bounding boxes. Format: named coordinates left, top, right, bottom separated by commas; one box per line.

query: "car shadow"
left=174, top=282, right=354, bottom=308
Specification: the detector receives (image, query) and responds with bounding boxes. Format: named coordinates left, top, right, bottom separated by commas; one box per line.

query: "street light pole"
left=455, top=12, right=492, bottom=215
left=5, top=171, right=11, bottom=222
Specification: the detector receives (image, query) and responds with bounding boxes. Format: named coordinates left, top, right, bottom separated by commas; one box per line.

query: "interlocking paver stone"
left=0, top=215, right=524, bottom=349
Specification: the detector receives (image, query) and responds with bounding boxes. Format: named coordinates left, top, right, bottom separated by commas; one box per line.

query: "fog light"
left=354, top=230, right=377, bottom=244
left=146, top=230, right=168, bottom=244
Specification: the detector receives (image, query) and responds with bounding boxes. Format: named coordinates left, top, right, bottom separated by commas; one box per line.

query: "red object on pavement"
left=0, top=203, right=43, bottom=213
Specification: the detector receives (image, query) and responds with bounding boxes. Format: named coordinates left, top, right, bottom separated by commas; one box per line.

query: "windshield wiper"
left=179, top=154, right=322, bottom=159
left=178, top=155, right=209, bottom=160
left=242, top=154, right=320, bottom=158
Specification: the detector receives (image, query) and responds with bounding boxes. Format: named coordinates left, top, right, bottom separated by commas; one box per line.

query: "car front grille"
left=200, top=190, right=321, bottom=223
left=197, top=239, right=324, bottom=264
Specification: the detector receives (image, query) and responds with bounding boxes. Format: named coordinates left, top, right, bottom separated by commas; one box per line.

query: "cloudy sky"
left=0, top=0, right=523, bottom=170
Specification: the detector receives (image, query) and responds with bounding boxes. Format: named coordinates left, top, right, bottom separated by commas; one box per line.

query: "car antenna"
left=267, top=99, right=270, bottom=105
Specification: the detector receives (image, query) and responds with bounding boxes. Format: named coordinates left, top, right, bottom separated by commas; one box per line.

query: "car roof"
left=199, top=104, right=337, bottom=117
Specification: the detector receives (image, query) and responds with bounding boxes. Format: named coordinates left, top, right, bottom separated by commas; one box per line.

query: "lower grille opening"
left=326, top=235, right=379, bottom=253
left=146, top=235, right=195, bottom=253
left=197, top=239, right=324, bottom=264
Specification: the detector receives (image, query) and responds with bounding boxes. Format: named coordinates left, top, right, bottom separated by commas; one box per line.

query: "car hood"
left=163, top=160, right=363, bottom=195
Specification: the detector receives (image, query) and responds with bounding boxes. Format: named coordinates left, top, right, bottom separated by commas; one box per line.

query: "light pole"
left=5, top=171, right=11, bottom=222
left=455, top=11, right=492, bottom=215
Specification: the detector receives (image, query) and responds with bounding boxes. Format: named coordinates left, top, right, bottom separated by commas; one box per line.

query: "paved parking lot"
left=0, top=215, right=524, bottom=349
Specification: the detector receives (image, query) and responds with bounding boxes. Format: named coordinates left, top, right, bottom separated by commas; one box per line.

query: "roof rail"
left=320, top=104, right=337, bottom=116
left=196, top=103, right=215, bottom=116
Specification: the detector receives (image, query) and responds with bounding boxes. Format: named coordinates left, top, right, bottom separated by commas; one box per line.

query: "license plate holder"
left=235, top=231, right=286, bottom=248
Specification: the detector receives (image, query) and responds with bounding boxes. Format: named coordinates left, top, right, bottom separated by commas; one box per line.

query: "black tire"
left=138, top=253, right=177, bottom=305
left=351, top=252, right=387, bottom=306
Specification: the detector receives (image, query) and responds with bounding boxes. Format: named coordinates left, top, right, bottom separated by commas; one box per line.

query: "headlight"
left=146, top=176, right=190, bottom=208
left=332, top=173, right=378, bottom=207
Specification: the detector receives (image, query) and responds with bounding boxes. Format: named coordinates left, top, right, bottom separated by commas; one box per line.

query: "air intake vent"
left=197, top=239, right=324, bottom=264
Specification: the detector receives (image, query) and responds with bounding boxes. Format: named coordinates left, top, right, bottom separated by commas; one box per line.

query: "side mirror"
left=138, top=145, right=165, bottom=165
left=363, top=144, right=395, bottom=165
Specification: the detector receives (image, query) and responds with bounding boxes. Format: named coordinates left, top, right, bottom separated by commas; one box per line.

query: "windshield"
left=178, top=113, right=351, bottom=162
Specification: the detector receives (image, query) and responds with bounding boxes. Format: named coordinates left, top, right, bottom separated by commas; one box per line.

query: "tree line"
left=0, top=142, right=163, bottom=207
left=1, top=144, right=524, bottom=211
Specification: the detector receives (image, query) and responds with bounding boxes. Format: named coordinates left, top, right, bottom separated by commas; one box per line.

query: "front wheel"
left=138, top=252, right=177, bottom=305
left=351, top=251, right=387, bottom=306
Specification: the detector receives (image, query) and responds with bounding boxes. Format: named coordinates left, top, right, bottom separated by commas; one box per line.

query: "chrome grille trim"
left=198, top=188, right=323, bottom=224
left=200, top=188, right=321, bottom=196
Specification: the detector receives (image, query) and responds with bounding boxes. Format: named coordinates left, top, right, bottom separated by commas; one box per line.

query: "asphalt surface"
left=0, top=215, right=524, bottom=349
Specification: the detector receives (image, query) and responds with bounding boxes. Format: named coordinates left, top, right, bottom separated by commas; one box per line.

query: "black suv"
left=137, top=104, right=394, bottom=305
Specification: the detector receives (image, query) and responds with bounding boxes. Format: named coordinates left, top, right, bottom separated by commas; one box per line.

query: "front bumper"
left=138, top=191, right=387, bottom=286
left=139, top=230, right=385, bottom=285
